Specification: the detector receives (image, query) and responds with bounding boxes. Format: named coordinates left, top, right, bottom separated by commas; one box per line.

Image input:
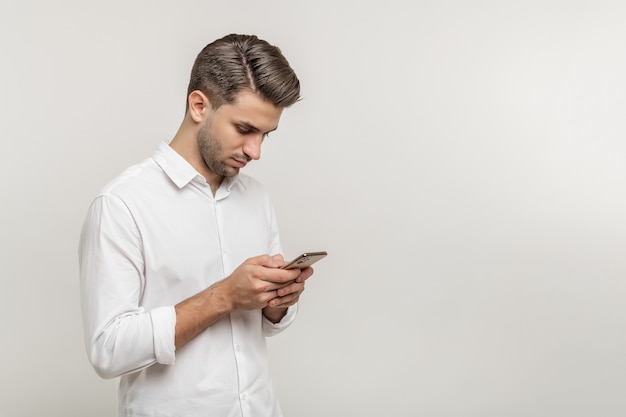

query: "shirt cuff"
left=150, top=306, right=176, bottom=365
left=262, top=303, right=298, bottom=337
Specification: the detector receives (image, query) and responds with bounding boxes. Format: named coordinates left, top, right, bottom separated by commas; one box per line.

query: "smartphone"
left=281, top=251, right=328, bottom=270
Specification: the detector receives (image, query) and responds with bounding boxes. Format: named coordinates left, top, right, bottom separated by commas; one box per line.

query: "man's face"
left=197, top=90, right=283, bottom=179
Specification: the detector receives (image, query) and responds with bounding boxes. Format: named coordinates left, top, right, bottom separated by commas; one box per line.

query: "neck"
left=169, top=118, right=223, bottom=193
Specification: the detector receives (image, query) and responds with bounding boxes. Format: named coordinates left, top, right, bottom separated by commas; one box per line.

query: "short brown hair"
left=187, top=34, right=301, bottom=111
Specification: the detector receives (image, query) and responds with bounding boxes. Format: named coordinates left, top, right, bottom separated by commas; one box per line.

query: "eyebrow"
left=237, top=121, right=279, bottom=134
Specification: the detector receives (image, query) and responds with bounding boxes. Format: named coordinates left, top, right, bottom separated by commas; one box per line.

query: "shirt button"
left=235, top=344, right=242, bottom=352
left=241, top=393, right=248, bottom=401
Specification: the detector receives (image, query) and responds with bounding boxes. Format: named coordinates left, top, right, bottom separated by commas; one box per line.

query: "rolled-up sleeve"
left=151, top=306, right=176, bottom=365
left=79, top=194, right=176, bottom=379
left=262, top=304, right=298, bottom=337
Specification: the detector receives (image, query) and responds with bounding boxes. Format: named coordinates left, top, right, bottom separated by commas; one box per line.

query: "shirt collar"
left=152, top=141, right=244, bottom=191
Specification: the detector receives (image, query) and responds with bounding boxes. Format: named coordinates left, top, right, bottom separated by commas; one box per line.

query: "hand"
left=174, top=254, right=302, bottom=349
left=262, top=264, right=314, bottom=323
left=222, top=254, right=301, bottom=311
left=267, top=265, right=314, bottom=308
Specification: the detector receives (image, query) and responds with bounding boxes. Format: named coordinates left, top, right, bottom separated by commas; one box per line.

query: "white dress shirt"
left=79, top=141, right=296, bottom=417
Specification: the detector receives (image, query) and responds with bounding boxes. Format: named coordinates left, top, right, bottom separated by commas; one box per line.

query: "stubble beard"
left=197, top=119, right=238, bottom=178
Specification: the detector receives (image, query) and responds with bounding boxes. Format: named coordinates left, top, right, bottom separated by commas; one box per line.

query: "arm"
left=173, top=255, right=307, bottom=349
left=79, top=195, right=169, bottom=379
left=80, top=196, right=310, bottom=377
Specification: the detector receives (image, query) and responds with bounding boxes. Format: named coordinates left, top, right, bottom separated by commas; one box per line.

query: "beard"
left=197, top=117, right=245, bottom=178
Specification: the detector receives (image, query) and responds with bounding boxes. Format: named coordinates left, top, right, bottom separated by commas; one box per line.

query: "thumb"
left=247, top=254, right=285, bottom=268
left=266, top=254, right=286, bottom=268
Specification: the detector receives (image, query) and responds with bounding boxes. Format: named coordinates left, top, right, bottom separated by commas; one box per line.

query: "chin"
left=222, top=166, right=239, bottom=177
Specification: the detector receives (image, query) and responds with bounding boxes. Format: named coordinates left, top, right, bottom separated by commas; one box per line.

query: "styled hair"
left=187, top=34, right=301, bottom=111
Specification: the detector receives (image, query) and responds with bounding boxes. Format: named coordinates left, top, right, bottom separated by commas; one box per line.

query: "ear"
left=187, top=90, right=212, bottom=123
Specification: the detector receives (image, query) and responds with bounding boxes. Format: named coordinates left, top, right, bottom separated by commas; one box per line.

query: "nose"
left=242, top=135, right=263, bottom=161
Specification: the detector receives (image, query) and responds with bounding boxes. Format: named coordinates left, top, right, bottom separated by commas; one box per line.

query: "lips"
left=232, top=158, right=247, bottom=168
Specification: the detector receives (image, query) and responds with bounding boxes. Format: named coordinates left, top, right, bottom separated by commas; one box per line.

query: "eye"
left=236, top=126, right=251, bottom=135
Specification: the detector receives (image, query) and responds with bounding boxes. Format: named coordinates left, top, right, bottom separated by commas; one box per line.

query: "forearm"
left=174, top=280, right=233, bottom=349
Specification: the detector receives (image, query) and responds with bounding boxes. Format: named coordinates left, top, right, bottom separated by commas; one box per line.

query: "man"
left=79, top=34, right=313, bottom=417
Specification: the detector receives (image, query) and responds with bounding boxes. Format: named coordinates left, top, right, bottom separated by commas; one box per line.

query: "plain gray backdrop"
left=1, top=1, right=625, bottom=416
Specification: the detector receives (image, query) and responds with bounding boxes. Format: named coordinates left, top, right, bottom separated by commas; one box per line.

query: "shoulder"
left=97, top=158, right=161, bottom=198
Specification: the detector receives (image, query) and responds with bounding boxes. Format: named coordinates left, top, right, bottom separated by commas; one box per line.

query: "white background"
left=1, top=1, right=625, bottom=416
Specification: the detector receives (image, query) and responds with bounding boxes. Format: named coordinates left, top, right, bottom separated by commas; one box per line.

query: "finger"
left=276, top=281, right=304, bottom=298
left=257, top=253, right=285, bottom=268
left=295, top=266, right=314, bottom=283
left=258, top=267, right=300, bottom=284
left=259, top=280, right=295, bottom=293
left=261, top=289, right=281, bottom=305
left=268, top=292, right=301, bottom=308
left=269, top=253, right=286, bottom=267
left=246, top=254, right=275, bottom=267
left=263, top=283, right=302, bottom=307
